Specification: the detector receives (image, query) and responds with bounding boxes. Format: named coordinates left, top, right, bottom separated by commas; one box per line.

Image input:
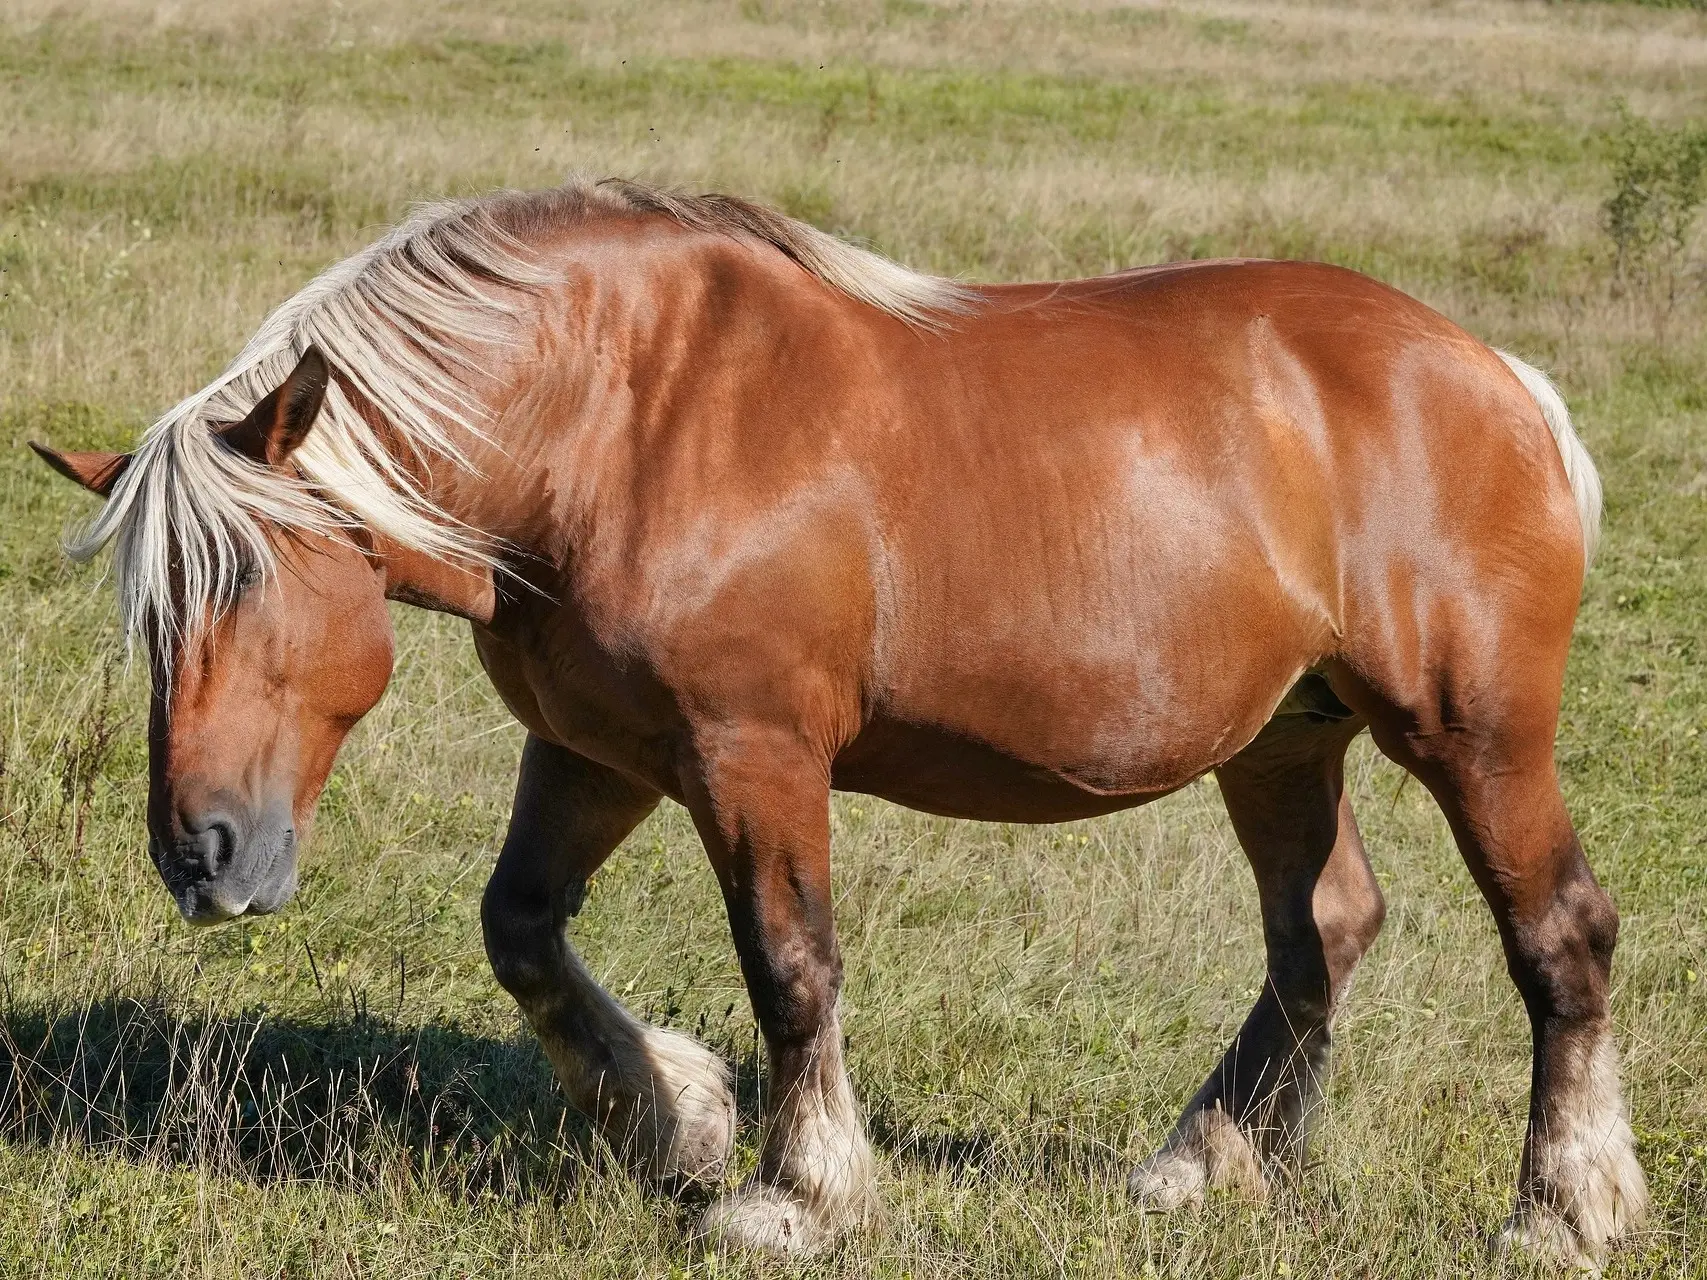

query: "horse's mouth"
left=155, top=827, right=298, bottom=925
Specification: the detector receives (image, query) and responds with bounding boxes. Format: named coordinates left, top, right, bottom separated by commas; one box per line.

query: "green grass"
left=2, top=1, right=1707, bottom=1275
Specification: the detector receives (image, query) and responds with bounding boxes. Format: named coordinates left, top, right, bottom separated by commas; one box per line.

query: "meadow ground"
left=2, top=0, right=1707, bottom=1275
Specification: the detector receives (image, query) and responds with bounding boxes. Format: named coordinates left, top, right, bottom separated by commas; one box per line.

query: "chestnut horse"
left=34, top=180, right=1643, bottom=1264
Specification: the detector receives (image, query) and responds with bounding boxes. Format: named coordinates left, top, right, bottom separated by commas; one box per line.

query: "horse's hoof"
left=1131, top=1111, right=1268, bottom=1210
left=1494, top=1212, right=1600, bottom=1274
left=695, top=1183, right=827, bottom=1257
left=1128, top=1150, right=1208, bottom=1211
left=1493, top=1068, right=1647, bottom=1275
left=1493, top=1158, right=1648, bottom=1276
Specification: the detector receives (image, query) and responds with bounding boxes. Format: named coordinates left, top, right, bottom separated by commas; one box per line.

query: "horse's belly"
left=844, top=567, right=1325, bottom=821
left=830, top=701, right=1253, bottom=823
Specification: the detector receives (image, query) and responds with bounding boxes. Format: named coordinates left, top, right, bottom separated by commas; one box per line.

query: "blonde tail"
left=1496, top=350, right=1603, bottom=571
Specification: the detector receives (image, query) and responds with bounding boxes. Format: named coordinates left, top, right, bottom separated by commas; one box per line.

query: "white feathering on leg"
left=1499, top=1031, right=1647, bottom=1270
left=533, top=947, right=735, bottom=1183
left=696, top=1012, right=876, bottom=1256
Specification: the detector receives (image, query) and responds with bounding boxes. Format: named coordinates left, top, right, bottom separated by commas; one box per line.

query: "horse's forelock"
left=65, top=200, right=545, bottom=655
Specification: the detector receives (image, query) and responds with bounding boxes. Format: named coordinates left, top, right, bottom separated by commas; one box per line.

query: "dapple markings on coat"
left=33, top=178, right=1643, bottom=1264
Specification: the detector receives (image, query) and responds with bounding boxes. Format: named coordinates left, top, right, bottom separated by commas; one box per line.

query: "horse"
left=33, top=178, right=1644, bottom=1264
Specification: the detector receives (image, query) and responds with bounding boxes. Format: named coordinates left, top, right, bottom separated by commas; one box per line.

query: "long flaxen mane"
left=69, top=178, right=974, bottom=655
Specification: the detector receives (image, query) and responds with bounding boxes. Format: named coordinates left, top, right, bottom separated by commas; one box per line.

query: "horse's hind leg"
left=1132, top=714, right=1381, bottom=1208
left=1350, top=659, right=1646, bottom=1266
left=481, top=735, right=735, bottom=1182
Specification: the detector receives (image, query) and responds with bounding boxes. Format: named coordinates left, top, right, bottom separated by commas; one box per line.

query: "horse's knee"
left=726, top=897, right=845, bottom=1047
left=752, top=941, right=843, bottom=1048
left=480, top=862, right=585, bottom=1002
left=1508, top=864, right=1617, bottom=1026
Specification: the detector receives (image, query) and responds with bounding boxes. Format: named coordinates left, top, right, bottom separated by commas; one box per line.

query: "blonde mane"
left=68, top=179, right=973, bottom=653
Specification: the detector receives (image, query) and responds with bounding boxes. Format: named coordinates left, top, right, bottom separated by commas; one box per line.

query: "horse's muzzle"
left=152, top=808, right=299, bottom=925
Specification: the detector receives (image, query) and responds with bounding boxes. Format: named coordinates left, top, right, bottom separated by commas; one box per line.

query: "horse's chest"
left=473, top=620, right=686, bottom=793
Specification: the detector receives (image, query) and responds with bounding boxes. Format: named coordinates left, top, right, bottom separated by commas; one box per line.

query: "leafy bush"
left=1602, top=104, right=1707, bottom=310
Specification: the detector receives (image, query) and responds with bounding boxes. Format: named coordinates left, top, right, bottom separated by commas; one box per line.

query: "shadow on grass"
left=0, top=996, right=598, bottom=1199
left=0, top=997, right=1125, bottom=1202
left=865, top=1096, right=1131, bottom=1186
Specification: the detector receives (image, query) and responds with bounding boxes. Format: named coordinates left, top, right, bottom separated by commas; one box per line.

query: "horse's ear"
left=219, top=346, right=330, bottom=467
left=29, top=442, right=131, bottom=497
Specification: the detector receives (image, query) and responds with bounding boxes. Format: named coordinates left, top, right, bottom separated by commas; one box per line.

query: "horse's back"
left=536, top=248, right=1580, bottom=816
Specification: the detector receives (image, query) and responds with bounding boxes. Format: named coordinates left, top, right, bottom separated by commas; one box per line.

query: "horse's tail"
left=1496, top=349, right=1603, bottom=572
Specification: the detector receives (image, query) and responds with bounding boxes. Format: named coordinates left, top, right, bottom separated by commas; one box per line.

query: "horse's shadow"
left=0, top=996, right=594, bottom=1199
left=864, top=1097, right=1130, bottom=1189
left=0, top=997, right=1123, bottom=1200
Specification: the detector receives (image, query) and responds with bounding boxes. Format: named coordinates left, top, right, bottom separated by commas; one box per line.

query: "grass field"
left=3, top=0, right=1707, bottom=1275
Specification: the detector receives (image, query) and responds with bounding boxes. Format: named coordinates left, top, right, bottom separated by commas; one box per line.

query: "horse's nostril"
left=184, top=814, right=239, bottom=875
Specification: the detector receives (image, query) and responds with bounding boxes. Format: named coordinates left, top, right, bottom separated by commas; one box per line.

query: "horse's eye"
left=236, top=565, right=261, bottom=593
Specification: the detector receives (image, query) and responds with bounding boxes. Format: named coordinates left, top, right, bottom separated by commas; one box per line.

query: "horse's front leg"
left=481, top=734, right=735, bottom=1182
left=685, top=726, right=876, bottom=1256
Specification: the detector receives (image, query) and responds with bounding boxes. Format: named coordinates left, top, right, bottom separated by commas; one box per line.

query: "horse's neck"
left=371, top=225, right=890, bottom=622
left=361, top=363, right=551, bottom=624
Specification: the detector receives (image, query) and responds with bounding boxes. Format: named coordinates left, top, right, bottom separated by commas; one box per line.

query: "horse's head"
left=33, top=350, right=396, bottom=923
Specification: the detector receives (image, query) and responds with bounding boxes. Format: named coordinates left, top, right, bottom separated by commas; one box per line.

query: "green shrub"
left=1602, top=103, right=1707, bottom=307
